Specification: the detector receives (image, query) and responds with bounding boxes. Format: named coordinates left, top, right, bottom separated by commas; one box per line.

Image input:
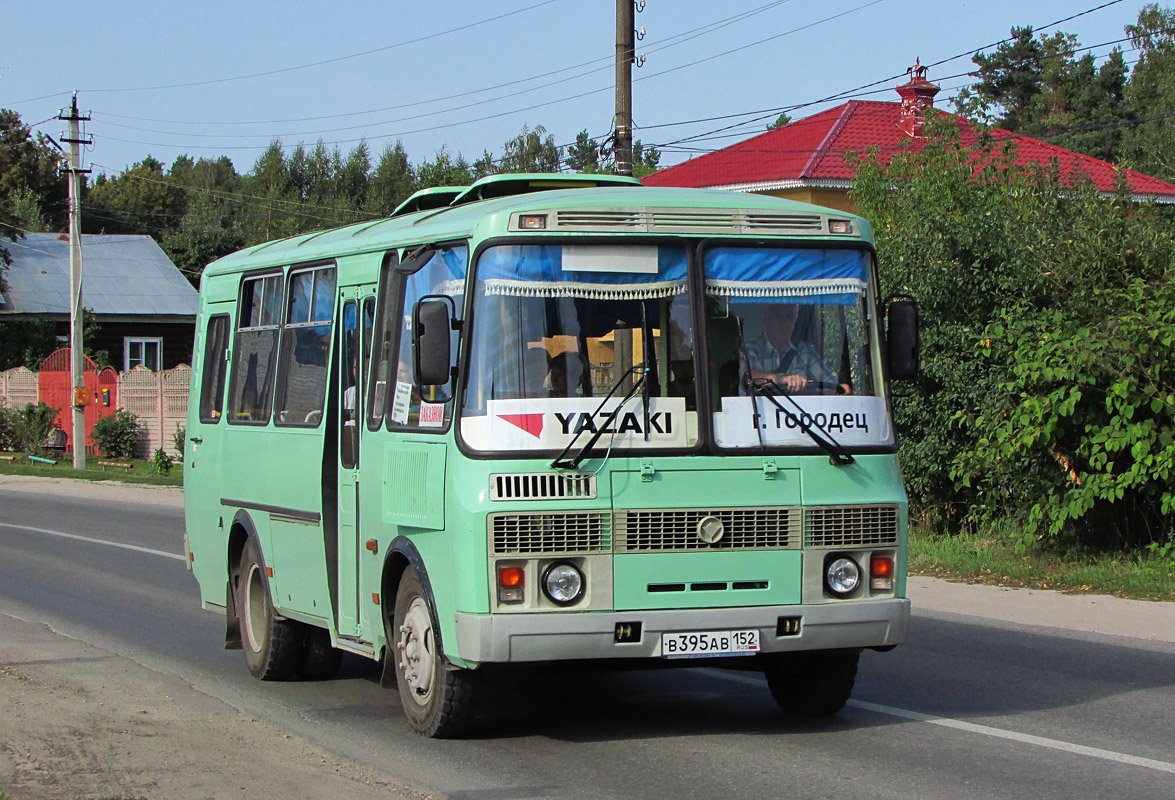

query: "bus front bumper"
left=453, top=598, right=910, bottom=665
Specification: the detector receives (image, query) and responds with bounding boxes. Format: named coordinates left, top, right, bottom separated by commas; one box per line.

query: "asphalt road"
left=1, top=479, right=1173, bottom=800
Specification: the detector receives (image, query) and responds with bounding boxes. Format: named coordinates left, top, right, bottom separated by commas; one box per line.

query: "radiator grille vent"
left=491, top=512, right=611, bottom=555
left=614, top=507, right=799, bottom=552
left=803, top=505, right=900, bottom=548
left=744, top=213, right=824, bottom=231
left=545, top=207, right=826, bottom=235
left=491, top=472, right=597, bottom=500
left=554, top=210, right=641, bottom=228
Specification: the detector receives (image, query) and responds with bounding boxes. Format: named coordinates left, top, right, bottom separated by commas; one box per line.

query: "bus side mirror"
left=414, top=297, right=454, bottom=388
left=886, top=297, right=919, bottom=381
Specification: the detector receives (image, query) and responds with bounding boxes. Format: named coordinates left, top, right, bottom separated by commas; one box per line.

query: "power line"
left=643, top=0, right=1136, bottom=152
left=79, top=0, right=569, bottom=94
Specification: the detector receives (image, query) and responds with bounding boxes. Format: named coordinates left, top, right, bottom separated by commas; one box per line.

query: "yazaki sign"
left=467, top=397, right=689, bottom=451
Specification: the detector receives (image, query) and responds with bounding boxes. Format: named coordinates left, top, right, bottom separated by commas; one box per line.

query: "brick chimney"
left=896, top=58, right=940, bottom=138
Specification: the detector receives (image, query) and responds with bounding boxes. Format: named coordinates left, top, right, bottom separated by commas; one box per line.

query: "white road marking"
left=713, top=670, right=1175, bottom=775
left=0, top=522, right=186, bottom=562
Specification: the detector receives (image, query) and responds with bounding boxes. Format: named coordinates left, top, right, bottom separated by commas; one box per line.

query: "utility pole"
left=614, top=0, right=635, bottom=176
left=58, top=93, right=92, bottom=470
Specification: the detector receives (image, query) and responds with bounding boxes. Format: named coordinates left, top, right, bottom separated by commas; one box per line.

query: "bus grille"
left=491, top=512, right=611, bottom=555
left=613, top=508, right=799, bottom=552
left=490, top=472, right=597, bottom=500
left=803, top=505, right=900, bottom=548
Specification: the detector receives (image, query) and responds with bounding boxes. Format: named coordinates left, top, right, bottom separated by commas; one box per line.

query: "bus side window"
left=274, top=265, right=337, bottom=427
left=198, top=314, right=230, bottom=423
left=388, top=245, right=467, bottom=430
left=367, top=252, right=400, bottom=431
left=228, top=273, right=283, bottom=425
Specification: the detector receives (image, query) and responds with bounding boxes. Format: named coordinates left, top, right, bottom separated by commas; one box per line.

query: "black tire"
left=298, top=626, right=343, bottom=680
left=237, top=539, right=304, bottom=681
left=391, top=569, right=478, bottom=738
left=765, top=652, right=859, bottom=717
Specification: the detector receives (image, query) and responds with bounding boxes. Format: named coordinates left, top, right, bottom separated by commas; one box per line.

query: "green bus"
left=184, top=174, right=919, bottom=737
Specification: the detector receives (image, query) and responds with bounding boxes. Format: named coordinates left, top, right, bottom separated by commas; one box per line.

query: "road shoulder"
left=0, top=613, right=431, bottom=800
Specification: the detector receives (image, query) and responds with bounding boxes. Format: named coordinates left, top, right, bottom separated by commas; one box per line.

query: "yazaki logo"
left=498, top=413, right=544, bottom=438
left=485, top=398, right=689, bottom=449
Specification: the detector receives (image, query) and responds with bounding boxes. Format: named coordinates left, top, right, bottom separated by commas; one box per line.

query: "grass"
left=909, top=526, right=1175, bottom=602
left=0, top=452, right=183, bottom=487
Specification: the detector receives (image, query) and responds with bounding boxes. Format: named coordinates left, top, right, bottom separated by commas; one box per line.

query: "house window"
left=125, top=337, right=162, bottom=371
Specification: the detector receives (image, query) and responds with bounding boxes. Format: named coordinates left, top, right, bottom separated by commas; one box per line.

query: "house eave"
left=699, top=178, right=856, bottom=193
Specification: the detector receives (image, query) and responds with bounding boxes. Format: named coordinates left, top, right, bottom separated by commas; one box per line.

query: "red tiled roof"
left=643, top=100, right=1175, bottom=200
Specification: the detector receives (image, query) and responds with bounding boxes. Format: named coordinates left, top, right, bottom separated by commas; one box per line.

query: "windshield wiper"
left=551, top=364, right=649, bottom=471
left=748, top=377, right=855, bottom=466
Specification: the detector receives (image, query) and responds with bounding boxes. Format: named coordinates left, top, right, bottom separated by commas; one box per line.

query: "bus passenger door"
left=336, top=290, right=373, bottom=636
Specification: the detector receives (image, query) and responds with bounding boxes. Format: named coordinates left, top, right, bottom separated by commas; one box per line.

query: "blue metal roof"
left=0, top=233, right=198, bottom=319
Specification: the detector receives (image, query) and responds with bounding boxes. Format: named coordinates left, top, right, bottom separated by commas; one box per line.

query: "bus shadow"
left=462, top=614, right=1175, bottom=742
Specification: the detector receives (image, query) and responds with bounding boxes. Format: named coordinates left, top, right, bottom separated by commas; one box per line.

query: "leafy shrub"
left=92, top=410, right=142, bottom=460
left=11, top=402, right=59, bottom=456
left=850, top=118, right=1175, bottom=548
left=172, top=424, right=186, bottom=462
left=153, top=447, right=173, bottom=475
left=0, top=403, right=16, bottom=451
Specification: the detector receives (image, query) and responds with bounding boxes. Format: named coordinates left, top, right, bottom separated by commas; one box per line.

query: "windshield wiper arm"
left=551, top=365, right=649, bottom=471
left=749, top=377, right=855, bottom=466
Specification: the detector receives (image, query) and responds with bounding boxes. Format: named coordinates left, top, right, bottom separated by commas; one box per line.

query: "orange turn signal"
left=499, top=566, right=525, bottom=587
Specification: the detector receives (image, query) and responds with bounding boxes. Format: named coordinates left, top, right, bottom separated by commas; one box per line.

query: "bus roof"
left=202, top=182, right=872, bottom=278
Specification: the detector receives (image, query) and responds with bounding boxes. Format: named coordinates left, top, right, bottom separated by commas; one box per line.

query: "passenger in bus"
left=743, top=303, right=849, bottom=395
left=546, top=352, right=589, bottom=397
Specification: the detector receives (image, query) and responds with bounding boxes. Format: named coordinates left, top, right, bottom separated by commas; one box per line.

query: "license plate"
left=660, top=629, right=760, bottom=658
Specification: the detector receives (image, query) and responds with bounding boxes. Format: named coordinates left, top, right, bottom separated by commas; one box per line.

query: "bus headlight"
left=825, top=556, right=861, bottom=597
left=542, top=562, right=585, bottom=606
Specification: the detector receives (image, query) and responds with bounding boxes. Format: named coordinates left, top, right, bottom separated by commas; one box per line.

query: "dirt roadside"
left=2, top=476, right=1173, bottom=799
left=1, top=477, right=433, bottom=800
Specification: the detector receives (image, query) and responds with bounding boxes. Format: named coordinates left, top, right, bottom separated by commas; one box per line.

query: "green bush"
left=11, top=402, right=59, bottom=457
left=850, top=117, right=1175, bottom=548
left=92, top=410, right=142, bottom=460
left=172, top=424, right=186, bottom=462
left=0, top=403, right=16, bottom=451
left=153, top=447, right=173, bottom=475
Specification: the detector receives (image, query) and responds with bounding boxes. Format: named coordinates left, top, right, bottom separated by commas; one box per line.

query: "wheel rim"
left=397, top=596, right=435, bottom=706
left=243, top=562, right=267, bottom=654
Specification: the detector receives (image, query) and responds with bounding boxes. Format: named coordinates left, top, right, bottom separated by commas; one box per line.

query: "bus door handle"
left=189, top=436, right=204, bottom=445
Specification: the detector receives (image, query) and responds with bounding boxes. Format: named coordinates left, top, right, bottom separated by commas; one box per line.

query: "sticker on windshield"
left=715, top=396, right=893, bottom=448
left=469, top=397, right=689, bottom=451
left=419, top=402, right=445, bottom=427
left=390, top=381, right=412, bottom=425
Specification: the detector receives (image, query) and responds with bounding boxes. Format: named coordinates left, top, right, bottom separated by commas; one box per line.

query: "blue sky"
left=1, top=0, right=1157, bottom=177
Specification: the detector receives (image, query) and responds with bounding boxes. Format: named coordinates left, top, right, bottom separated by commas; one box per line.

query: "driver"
left=744, top=303, right=848, bottom=394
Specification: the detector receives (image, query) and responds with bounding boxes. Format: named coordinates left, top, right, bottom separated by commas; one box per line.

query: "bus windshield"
left=704, top=246, right=892, bottom=449
left=461, top=243, right=698, bottom=453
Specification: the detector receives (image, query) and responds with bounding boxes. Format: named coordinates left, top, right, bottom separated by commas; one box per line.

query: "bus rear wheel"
left=238, top=539, right=303, bottom=681
left=764, top=651, right=859, bottom=716
left=391, top=569, right=478, bottom=738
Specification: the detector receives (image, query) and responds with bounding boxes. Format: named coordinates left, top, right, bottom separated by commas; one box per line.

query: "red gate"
left=37, top=349, right=118, bottom=455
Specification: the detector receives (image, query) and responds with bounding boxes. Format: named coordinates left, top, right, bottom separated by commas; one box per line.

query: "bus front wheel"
left=238, top=539, right=303, bottom=681
left=391, top=569, right=478, bottom=737
left=764, top=651, right=858, bottom=716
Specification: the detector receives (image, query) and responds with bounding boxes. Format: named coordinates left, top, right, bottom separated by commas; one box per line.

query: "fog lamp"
left=825, top=556, right=861, bottom=597
left=542, top=562, right=585, bottom=606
